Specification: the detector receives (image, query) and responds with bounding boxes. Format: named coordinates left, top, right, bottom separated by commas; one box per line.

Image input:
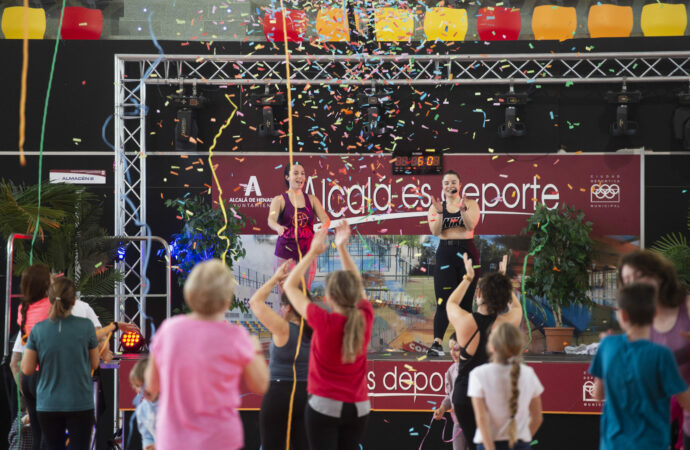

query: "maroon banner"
left=119, top=357, right=602, bottom=414
left=215, top=153, right=640, bottom=236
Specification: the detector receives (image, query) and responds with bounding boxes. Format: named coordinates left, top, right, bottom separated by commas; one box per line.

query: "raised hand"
left=498, top=254, right=508, bottom=275
left=431, top=196, right=443, bottom=214
left=272, top=260, right=291, bottom=285
left=334, top=221, right=351, bottom=248
left=463, top=253, right=475, bottom=281
left=309, top=228, right=329, bottom=255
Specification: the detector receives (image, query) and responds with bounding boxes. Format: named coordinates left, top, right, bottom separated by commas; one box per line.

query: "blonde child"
left=129, top=358, right=157, bottom=450
left=145, top=259, right=269, bottom=450
left=433, top=333, right=467, bottom=450
left=284, top=222, right=374, bottom=450
left=468, top=323, right=543, bottom=450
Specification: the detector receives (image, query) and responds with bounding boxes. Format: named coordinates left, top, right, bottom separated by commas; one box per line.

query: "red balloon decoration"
left=477, top=7, right=521, bottom=41
left=262, top=10, right=307, bottom=42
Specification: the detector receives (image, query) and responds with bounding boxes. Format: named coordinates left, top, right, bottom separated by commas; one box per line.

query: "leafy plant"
left=522, top=203, right=594, bottom=327
left=650, top=204, right=690, bottom=289
left=163, top=195, right=254, bottom=312
left=0, top=180, right=122, bottom=323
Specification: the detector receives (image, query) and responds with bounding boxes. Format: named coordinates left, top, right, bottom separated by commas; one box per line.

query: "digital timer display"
left=392, top=152, right=443, bottom=175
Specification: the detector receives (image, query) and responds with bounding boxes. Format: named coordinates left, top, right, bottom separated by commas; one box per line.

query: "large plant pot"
left=544, top=327, right=574, bottom=352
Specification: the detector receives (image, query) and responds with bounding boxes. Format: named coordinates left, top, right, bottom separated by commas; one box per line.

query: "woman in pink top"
left=284, top=221, right=374, bottom=450
left=10, top=264, right=52, bottom=450
left=619, top=250, right=690, bottom=449
left=145, top=259, right=269, bottom=450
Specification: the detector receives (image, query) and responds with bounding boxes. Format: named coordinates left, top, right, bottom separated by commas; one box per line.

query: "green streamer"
left=520, top=216, right=550, bottom=345
left=29, top=0, right=66, bottom=263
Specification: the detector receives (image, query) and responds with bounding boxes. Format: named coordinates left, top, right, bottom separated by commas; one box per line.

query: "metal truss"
left=118, top=51, right=690, bottom=86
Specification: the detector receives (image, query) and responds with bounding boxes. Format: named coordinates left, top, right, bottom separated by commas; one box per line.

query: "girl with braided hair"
left=468, top=322, right=544, bottom=450
left=447, top=255, right=523, bottom=450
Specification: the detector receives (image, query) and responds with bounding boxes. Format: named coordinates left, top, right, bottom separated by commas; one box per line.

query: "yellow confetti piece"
left=438, top=298, right=443, bottom=305
left=417, top=355, right=427, bottom=361
left=404, top=364, right=417, bottom=372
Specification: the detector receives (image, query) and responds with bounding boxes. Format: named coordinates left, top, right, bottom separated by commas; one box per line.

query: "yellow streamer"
left=18, top=0, right=29, bottom=166
left=208, top=94, right=239, bottom=265
left=276, top=3, right=304, bottom=449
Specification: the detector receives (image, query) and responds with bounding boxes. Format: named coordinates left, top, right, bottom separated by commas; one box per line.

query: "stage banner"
left=119, top=357, right=602, bottom=414
left=215, top=153, right=640, bottom=236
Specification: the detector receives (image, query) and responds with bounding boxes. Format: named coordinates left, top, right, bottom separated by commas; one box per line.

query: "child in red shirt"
left=284, top=221, right=374, bottom=450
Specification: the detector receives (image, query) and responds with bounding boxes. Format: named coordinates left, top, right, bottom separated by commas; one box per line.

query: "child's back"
left=590, top=334, right=686, bottom=449
left=151, top=315, right=255, bottom=449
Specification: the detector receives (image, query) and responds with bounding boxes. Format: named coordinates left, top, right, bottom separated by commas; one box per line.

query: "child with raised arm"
left=145, top=259, right=269, bottom=450
left=249, top=262, right=311, bottom=450
left=468, top=322, right=543, bottom=450
left=590, top=283, right=690, bottom=450
left=284, top=221, right=374, bottom=450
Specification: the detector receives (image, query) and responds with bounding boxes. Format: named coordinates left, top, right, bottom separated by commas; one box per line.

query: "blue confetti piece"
left=440, top=265, right=450, bottom=270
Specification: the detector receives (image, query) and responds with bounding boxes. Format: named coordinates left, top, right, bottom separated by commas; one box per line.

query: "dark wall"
left=3, top=37, right=690, bottom=154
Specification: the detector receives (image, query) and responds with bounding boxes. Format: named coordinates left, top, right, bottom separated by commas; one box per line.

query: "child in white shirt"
left=467, top=322, right=543, bottom=450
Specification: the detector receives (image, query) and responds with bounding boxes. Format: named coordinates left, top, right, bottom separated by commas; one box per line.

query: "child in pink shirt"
left=146, top=259, right=269, bottom=450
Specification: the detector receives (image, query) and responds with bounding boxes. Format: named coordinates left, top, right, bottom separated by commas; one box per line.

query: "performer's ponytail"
left=326, top=271, right=365, bottom=363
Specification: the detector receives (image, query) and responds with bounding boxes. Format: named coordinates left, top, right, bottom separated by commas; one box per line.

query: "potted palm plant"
left=522, top=203, right=594, bottom=352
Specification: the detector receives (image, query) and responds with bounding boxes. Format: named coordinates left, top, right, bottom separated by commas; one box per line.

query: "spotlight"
left=250, top=86, right=286, bottom=137
left=168, top=82, right=208, bottom=151
left=497, top=85, right=528, bottom=138
left=356, top=87, right=389, bottom=136
left=605, top=82, right=641, bottom=137
left=120, top=330, right=146, bottom=353
left=673, top=89, right=690, bottom=149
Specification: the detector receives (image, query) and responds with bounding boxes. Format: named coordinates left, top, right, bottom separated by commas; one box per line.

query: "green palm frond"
left=77, top=269, right=124, bottom=297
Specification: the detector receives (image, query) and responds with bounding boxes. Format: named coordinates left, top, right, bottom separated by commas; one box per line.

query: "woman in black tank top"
left=446, top=255, right=523, bottom=450
left=249, top=262, right=312, bottom=450
left=427, top=170, right=482, bottom=357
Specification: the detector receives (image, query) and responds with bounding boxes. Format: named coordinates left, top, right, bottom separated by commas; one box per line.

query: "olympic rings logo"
left=590, top=184, right=620, bottom=202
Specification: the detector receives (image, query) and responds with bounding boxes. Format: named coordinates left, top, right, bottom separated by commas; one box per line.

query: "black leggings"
left=21, top=372, right=44, bottom=450
left=37, top=410, right=94, bottom=450
left=260, top=380, right=309, bottom=450
left=433, top=239, right=480, bottom=340
left=452, top=376, right=477, bottom=450
left=305, top=403, right=368, bottom=450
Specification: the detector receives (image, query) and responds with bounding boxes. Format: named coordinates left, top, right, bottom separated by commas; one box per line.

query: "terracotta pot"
left=544, top=327, right=574, bottom=352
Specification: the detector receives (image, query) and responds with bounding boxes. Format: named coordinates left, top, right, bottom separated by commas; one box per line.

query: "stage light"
left=250, top=87, right=286, bottom=137
left=120, top=330, right=146, bottom=353
left=605, top=83, right=641, bottom=137
left=356, top=88, right=390, bottom=136
left=497, top=85, right=528, bottom=138
left=168, top=82, right=208, bottom=151
left=673, top=90, right=690, bottom=149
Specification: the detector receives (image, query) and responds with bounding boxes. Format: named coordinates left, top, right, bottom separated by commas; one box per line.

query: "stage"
left=118, top=352, right=601, bottom=415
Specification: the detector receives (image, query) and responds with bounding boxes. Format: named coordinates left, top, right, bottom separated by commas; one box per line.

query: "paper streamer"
left=208, top=94, right=239, bottom=264
left=28, top=0, right=67, bottom=263
left=418, top=415, right=463, bottom=449
left=18, top=0, right=29, bottom=167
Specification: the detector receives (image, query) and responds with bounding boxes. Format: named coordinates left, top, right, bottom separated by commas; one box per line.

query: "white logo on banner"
left=244, top=176, right=262, bottom=196
left=589, top=174, right=622, bottom=208
left=590, top=184, right=620, bottom=203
